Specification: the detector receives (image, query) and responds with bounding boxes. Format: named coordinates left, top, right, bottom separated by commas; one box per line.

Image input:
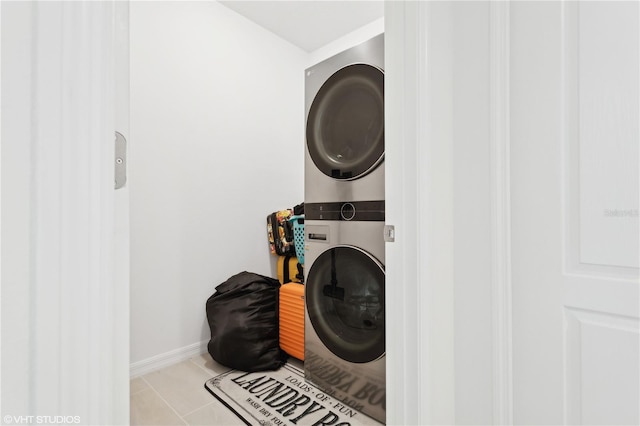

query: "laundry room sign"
left=204, top=363, right=383, bottom=426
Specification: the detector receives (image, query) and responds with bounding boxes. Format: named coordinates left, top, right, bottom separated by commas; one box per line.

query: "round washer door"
left=306, top=246, right=385, bottom=363
left=306, top=64, right=384, bottom=180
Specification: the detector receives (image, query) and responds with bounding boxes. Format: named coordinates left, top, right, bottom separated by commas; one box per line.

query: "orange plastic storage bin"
left=279, top=283, right=305, bottom=360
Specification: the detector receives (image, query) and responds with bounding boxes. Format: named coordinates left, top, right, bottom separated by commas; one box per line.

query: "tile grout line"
left=188, top=356, right=232, bottom=379
left=139, top=375, right=189, bottom=426
left=180, top=401, right=216, bottom=419
left=132, top=356, right=236, bottom=425
left=189, top=357, right=215, bottom=377
left=186, top=357, right=242, bottom=424
left=130, top=377, right=151, bottom=396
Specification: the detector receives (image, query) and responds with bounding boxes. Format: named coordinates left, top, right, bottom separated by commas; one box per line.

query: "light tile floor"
left=130, top=354, right=304, bottom=426
left=130, top=354, right=243, bottom=425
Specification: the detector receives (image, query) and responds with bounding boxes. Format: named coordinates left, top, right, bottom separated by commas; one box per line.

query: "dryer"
left=305, top=33, right=384, bottom=204
left=304, top=214, right=385, bottom=424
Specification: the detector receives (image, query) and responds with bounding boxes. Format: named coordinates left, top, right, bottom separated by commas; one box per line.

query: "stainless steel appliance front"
left=304, top=33, right=385, bottom=204
left=304, top=220, right=385, bottom=424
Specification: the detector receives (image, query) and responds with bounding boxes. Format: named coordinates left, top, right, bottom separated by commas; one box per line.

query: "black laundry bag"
left=206, top=271, right=287, bottom=372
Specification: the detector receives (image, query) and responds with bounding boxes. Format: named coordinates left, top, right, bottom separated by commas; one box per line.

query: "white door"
left=1, top=1, right=130, bottom=422
left=510, top=2, right=639, bottom=424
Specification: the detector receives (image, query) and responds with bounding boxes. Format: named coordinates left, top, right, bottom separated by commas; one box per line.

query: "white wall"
left=129, top=1, right=385, bottom=372
left=129, top=1, right=306, bottom=367
left=307, top=18, right=384, bottom=66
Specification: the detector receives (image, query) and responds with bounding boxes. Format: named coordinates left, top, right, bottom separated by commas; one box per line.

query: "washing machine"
left=304, top=215, right=386, bottom=424
left=304, top=33, right=384, bottom=204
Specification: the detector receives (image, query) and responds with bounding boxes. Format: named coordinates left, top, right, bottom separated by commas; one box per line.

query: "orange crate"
left=279, top=283, right=305, bottom=360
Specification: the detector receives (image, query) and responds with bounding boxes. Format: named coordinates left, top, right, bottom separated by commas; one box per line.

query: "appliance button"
left=340, top=203, right=356, bottom=221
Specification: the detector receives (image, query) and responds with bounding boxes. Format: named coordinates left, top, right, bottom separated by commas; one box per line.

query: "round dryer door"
left=306, top=64, right=384, bottom=180
left=306, top=246, right=385, bottom=363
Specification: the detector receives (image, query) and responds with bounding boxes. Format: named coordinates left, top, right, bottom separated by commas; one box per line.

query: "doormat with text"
left=204, top=363, right=383, bottom=426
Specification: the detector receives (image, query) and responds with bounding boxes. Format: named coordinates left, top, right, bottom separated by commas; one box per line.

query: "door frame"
left=385, top=2, right=456, bottom=424
left=3, top=1, right=522, bottom=422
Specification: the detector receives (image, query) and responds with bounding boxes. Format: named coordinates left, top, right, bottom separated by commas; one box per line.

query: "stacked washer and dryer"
left=303, top=34, right=386, bottom=424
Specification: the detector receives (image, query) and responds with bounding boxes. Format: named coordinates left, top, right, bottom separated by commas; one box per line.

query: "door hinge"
left=115, top=131, right=126, bottom=189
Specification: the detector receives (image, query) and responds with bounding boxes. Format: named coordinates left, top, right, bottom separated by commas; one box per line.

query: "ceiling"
left=218, top=1, right=384, bottom=52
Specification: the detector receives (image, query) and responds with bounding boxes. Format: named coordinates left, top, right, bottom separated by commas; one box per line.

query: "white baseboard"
left=130, top=340, right=209, bottom=378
